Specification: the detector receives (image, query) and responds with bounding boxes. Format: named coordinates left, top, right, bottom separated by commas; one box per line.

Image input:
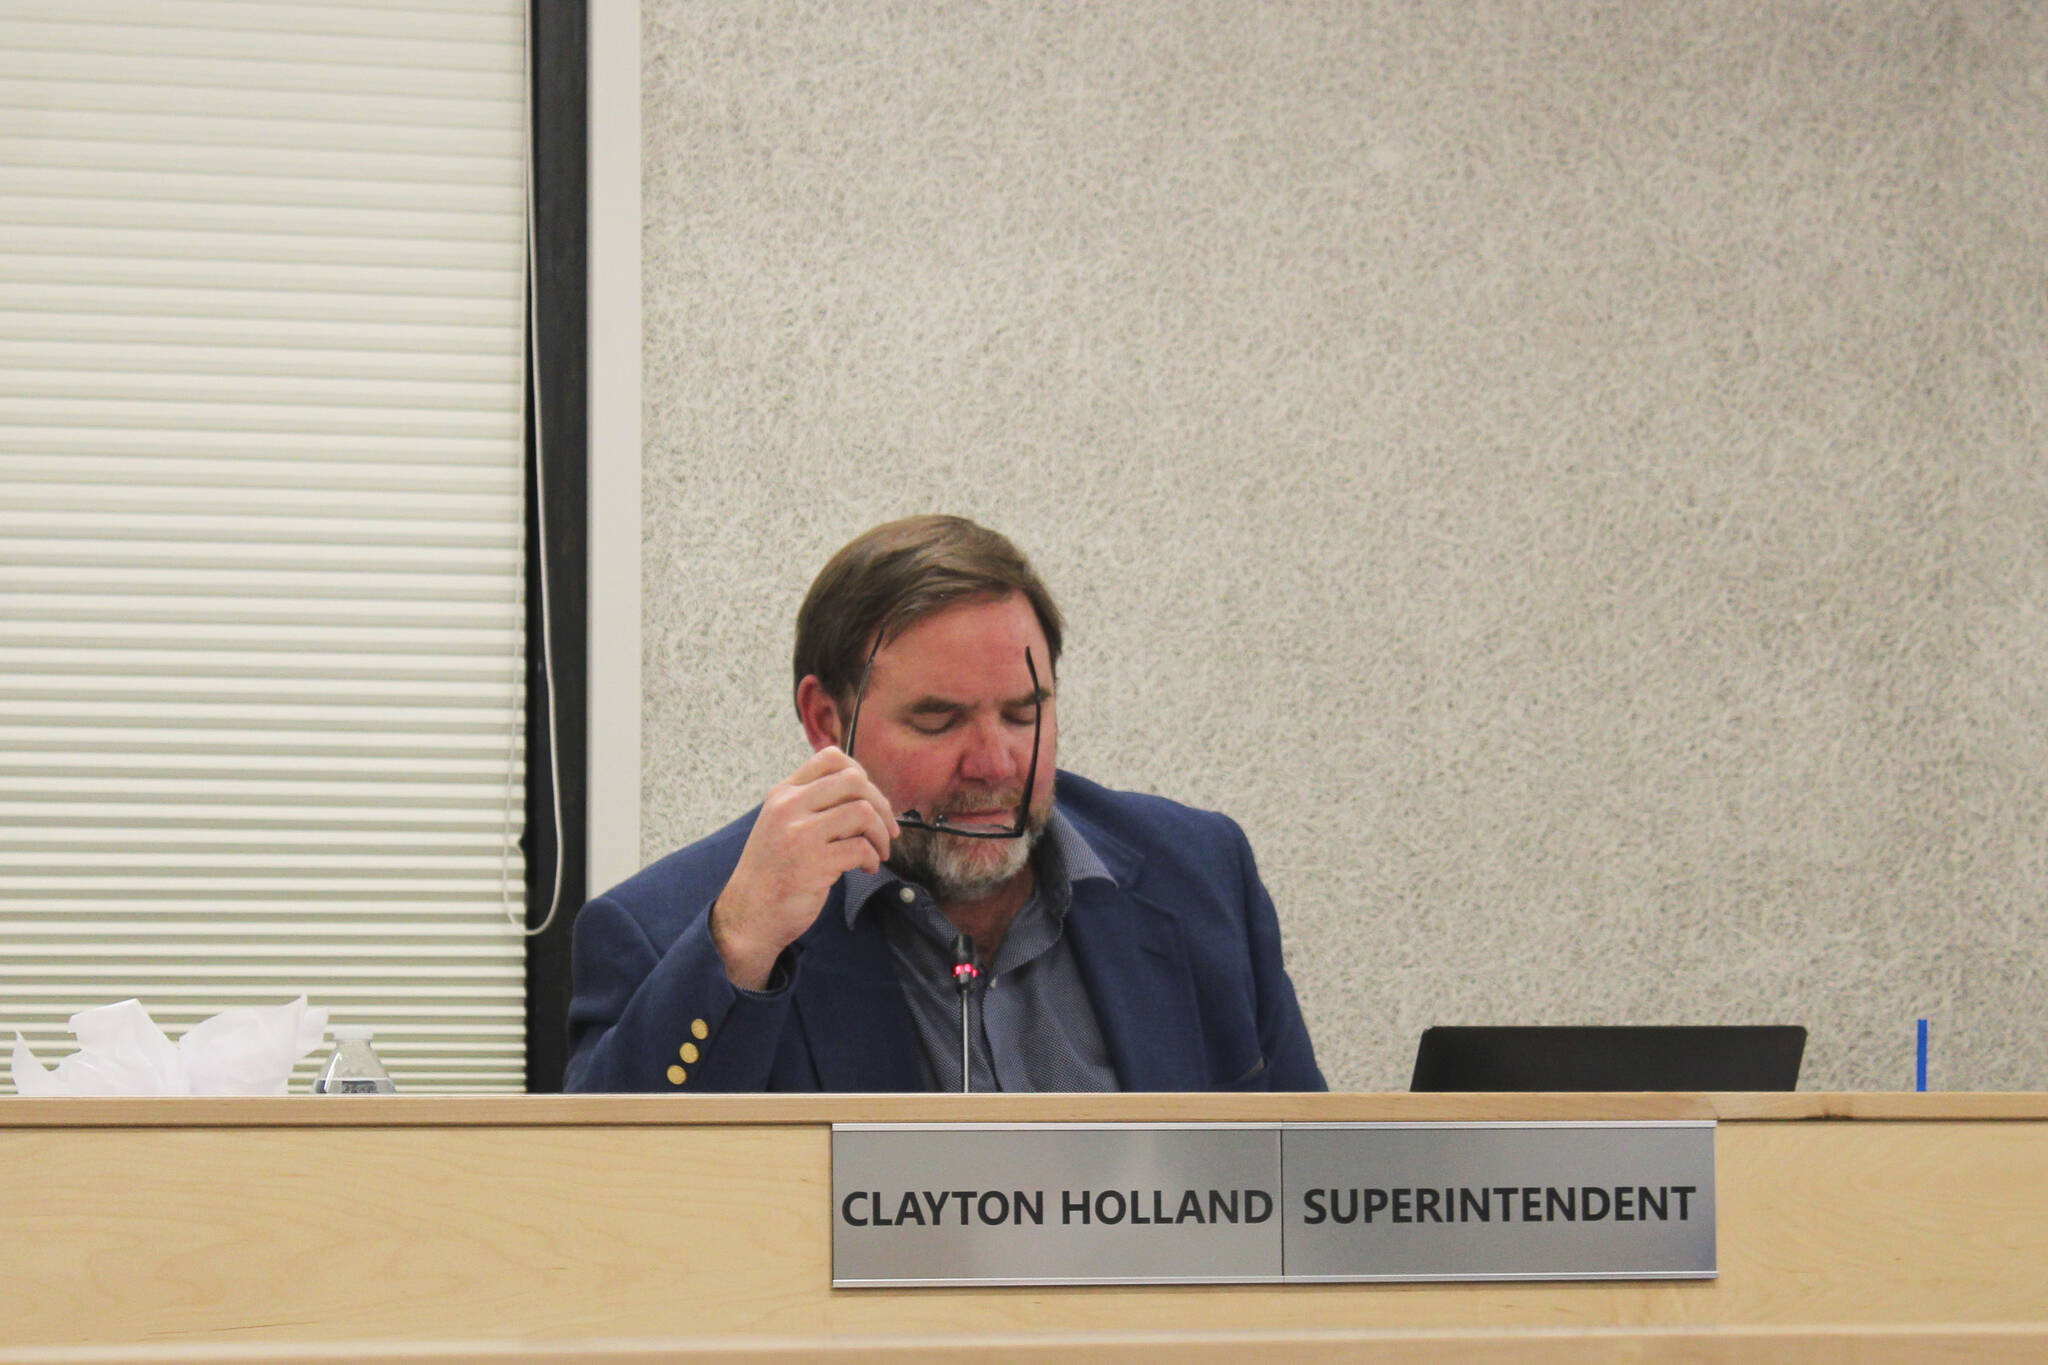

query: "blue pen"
left=1915, top=1018, right=1928, bottom=1092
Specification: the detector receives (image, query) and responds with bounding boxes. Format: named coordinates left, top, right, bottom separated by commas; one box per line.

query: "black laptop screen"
left=1410, top=1025, right=1806, bottom=1092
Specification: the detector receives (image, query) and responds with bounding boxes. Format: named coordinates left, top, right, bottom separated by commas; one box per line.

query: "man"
left=565, top=516, right=1322, bottom=1092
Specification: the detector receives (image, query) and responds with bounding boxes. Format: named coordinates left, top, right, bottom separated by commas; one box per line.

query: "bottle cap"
left=331, top=1025, right=376, bottom=1042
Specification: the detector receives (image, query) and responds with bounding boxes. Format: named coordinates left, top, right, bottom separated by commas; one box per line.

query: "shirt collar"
left=842, top=805, right=1113, bottom=929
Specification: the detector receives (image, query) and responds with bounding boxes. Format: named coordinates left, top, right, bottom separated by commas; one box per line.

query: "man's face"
left=840, top=593, right=1057, bottom=900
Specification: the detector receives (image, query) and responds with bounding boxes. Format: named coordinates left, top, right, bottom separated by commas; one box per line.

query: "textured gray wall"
left=639, top=1, right=2048, bottom=1091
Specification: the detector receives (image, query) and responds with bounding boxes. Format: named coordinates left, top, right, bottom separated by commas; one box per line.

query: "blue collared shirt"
left=843, top=809, right=1121, bottom=1092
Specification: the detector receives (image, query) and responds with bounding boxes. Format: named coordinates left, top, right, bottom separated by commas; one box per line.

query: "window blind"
left=0, top=0, right=530, bottom=1092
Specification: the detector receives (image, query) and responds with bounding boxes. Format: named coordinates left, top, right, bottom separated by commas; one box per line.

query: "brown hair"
left=793, top=515, right=1064, bottom=711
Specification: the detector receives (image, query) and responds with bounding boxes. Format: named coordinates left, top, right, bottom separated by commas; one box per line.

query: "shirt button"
left=897, top=885, right=915, bottom=904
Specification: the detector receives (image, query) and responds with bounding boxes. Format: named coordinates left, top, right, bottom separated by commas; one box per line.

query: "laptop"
left=1409, top=1025, right=1806, bottom=1092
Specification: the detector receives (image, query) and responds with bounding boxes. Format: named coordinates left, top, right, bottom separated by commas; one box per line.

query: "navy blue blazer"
left=564, top=772, right=1324, bottom=1093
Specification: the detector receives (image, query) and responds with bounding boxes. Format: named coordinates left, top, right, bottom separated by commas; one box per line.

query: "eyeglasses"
left=840, top=639, right=1043, bottom=840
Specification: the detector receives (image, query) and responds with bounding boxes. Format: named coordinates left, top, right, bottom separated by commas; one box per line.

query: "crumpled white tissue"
left=10, top=997, right=329, bottom=1096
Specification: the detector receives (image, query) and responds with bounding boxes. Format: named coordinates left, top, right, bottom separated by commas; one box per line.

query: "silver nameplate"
left=832, top=1121, right=1714, bottom=1287
left=832, top=1123, right=1282, bottom=1286
left=1283, top=1122, right=1716, bottom=1281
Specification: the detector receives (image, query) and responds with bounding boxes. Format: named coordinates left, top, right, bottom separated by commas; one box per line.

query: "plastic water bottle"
left=311, top=1025, right=397, bottom=1094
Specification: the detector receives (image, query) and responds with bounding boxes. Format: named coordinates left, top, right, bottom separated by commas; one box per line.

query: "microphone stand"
left=951, top=934, right=979, bottom=1094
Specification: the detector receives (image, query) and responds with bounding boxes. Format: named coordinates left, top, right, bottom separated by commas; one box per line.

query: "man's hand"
left=709, top=748, right=898, bottom=990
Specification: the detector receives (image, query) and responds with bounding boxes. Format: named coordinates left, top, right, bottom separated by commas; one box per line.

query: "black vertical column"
left=523, top=0, right=588, bottom=1093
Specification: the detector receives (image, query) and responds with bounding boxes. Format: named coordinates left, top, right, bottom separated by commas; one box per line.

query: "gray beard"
left=888, top=791, right=1054, bottom=902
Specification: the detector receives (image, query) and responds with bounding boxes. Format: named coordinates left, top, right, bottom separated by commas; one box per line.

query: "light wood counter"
left=2, top=1093, right=2043, bottom=1363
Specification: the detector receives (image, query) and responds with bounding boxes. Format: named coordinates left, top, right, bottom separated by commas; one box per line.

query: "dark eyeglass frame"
left=840, top=638, right=1043, bottom=840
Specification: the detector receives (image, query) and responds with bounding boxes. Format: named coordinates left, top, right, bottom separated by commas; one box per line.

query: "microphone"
left=951, top=933, right=979, bottom=1094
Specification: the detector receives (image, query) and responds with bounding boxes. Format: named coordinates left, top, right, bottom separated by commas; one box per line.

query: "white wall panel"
left=637, top=1, right=2048, bottom=1092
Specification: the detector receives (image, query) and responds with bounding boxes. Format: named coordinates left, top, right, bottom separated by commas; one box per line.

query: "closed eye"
left=905, top=701, right=966, bottom=734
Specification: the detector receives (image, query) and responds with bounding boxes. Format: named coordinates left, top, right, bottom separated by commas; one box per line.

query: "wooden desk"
left=1, top=1093, right=2043, bottom=1362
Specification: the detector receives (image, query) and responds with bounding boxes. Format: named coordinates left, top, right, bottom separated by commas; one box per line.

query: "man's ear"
left=795, top=675, right=844, bottom=752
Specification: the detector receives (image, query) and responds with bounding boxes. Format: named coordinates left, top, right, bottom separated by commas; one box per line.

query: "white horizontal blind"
left=0, top=0, right=530, bottom=1092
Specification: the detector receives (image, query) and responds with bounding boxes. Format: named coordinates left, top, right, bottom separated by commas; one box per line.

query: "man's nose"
left=955, top=716, right=1018, bottom=784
